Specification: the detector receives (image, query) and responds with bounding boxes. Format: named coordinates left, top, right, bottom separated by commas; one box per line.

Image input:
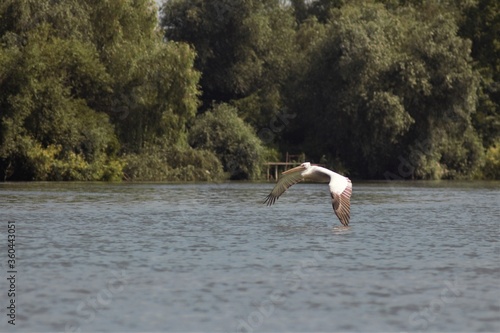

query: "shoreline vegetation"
left=1, top=0, right=498, bottom=182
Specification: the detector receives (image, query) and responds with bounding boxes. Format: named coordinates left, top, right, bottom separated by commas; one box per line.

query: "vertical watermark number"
left=6, top=220, right=16, bottom=325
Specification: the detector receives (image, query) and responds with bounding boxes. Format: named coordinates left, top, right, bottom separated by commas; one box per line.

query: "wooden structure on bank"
left=265, top=152, right=305, bottom=181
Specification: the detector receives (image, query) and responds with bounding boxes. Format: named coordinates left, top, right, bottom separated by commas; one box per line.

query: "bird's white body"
left=264, top=162, right=352, bottom=226
left=303, top=165, right=348, bottom=194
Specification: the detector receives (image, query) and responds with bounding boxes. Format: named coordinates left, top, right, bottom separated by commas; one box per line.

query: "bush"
left=122, top=144, right=224, bottom=182
left=188, top=103, right=266, bottom=180
left=4, top=136, right=124, bottom=181
left=481, top=140, right=500, bottom=180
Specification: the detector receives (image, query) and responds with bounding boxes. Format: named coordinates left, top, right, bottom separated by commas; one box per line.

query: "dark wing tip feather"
left=263, top=194, right=278, bottom=206
left=332, top=181, right=352, bottom=226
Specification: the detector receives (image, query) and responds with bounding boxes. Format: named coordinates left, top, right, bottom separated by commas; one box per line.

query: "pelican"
left=264, top=162, right=352, bottom=226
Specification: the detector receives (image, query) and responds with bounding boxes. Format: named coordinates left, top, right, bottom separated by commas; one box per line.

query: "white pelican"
left=264, top=162, right=352, bottom=226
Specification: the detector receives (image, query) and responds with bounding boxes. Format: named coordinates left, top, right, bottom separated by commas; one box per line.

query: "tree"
left=188, top=103, right=266, bottom=180
left=459, top=0, right=500, bottom=148
left=161, top=0, right=297, bottom=129
left=285, top=3, right=483, bottom=179
left=0, top=22, right=121, bottom=180
left=84, top=0, right=201, bottom=152
left=0, top=0, right=210, bottom=181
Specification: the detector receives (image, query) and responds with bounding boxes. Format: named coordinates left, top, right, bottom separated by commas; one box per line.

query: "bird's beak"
left=283, top=165, right=306, bottom=175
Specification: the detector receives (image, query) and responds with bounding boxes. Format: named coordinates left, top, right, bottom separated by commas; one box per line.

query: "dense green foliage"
left=163, top=0, right=499, bottom=180
left=459, top=0, right=500, bottom=149
left=0, top=0, right=219, bottom=181
left=122, top=144, right=224, bottom=181
left=189, top=103, right=266, bottom=179
left=286, top=3, right=484, bottom=179
left=162, top=0, right=297, bottom=128
left=0, top=0, right=498, bottom=181
left=0, top=22, right=122, bottom=180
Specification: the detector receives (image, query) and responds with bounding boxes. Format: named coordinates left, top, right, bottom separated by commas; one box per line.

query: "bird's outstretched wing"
left=264, top=170, right=304, bottom=206
left=330, top=179, right=352, bottom=226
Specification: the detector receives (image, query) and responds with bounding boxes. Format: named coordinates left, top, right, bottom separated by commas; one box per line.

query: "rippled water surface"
left=1, top=181, right=499, bottom=332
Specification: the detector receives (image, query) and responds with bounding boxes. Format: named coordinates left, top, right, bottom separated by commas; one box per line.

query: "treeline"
left=0, top=0, right=498, bottom=181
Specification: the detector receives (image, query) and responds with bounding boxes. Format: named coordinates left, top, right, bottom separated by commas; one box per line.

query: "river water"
left=0, top=181, right=499, bottom=332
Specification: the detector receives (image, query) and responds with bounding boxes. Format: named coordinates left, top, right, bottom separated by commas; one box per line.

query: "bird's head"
left=283, top=162, right=311, bottom=175
left=301, top=162, right=311, bottom=169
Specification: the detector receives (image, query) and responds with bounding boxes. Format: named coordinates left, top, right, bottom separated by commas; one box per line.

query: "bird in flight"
left=264, top=162, right=352, bottom=226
